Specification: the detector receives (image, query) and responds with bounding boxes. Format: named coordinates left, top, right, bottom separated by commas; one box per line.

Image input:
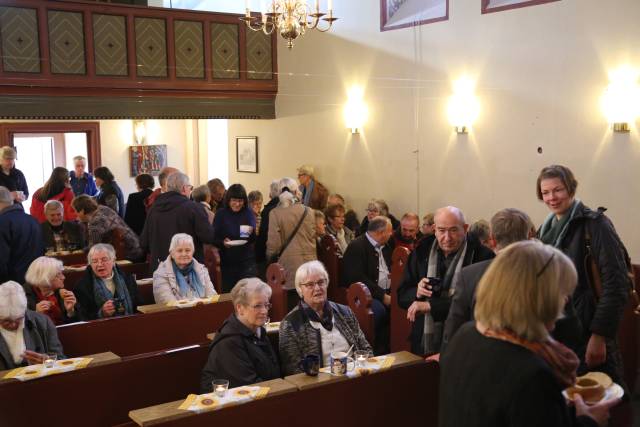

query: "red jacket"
left=30, top=187, right=78, bottom=223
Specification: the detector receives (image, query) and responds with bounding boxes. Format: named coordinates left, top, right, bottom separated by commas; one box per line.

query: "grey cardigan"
left=278, top=301, right=372, bottom=375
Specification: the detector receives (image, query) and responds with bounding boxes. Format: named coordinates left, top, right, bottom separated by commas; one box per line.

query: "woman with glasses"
left=24, top=256, right=82, bottom=325
left=213, top=183, right=257, bottom=292
left=200, top=278, right=280, bottom=391
left=357, top=199, right=400, bottom=236
left=324, top=203, right=354, bottom=255
left=279, top=261, right=372, bottom=375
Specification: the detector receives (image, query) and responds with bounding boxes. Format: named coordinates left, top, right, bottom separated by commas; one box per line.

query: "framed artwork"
left=129, top=144, right=167, bottom=176
left=236, top=136, right=258, bottom=173
left=380, top=0, right=448, bottom=32
left=481, top=0, right=560, bottom=14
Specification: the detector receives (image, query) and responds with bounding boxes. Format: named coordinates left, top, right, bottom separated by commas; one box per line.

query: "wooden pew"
left=265, top=263, right=288, bottom=322
left=111, top=227, right=128, bottom=260
left=347, top=282, right=375, bottom=345
left=316, top=234, right=347, bottom=304
left=49, top=250, right=87, bottom=266
left=390, top=246, right=412, bottom=352
left=0, top=345, right=211, bottom=427
left=57, top=297, right=234, bottom=357
left=203, top=244, right=223, bottom=294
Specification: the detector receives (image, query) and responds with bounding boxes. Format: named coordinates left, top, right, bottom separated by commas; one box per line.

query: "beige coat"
left=266, top=203, right=317, bottom=289
left=152, top=255, right=217, bottom=304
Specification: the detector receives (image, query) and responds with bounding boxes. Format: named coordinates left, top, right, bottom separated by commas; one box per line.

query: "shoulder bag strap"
left=584, top=222, right=603, bottom=301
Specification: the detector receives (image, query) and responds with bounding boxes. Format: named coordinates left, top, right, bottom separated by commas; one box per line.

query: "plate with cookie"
left=563, top=372, right=623, bottom=405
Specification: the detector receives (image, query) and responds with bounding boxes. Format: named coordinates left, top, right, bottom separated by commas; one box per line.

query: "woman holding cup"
left=279, top=261, right=372, bottom=375
left=24, top=256, right=82, bottom=325
left=200, top=278, right=280, bottom=392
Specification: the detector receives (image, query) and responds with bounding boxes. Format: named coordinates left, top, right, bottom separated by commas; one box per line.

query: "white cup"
left=239, top=225, right=253, bottom=239
left=329, top=351, right=355, bottom=375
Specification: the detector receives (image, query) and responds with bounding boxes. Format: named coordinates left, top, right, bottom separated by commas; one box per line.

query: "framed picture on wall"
left=236, top=136, right=258, bottom=173
left=129, top=144, right=167, bottom=176
left=481, top=0, right=560, bottom=14
left=380, top=0, right=448, bottom=32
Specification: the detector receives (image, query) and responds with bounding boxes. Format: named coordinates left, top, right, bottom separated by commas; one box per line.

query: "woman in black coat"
left=200, top=278, right=280, bottom=392
left=124, top=173, right=154, bottom=235
left=94, top=166, right=125, bottom=218
left=440, top=241, right=617, bottom=427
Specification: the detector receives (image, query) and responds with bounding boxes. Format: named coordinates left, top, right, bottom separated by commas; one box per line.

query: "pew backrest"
left=317, top=234, right=347, bottom=304
left=347, top=282, right=375, bottom=345
left=390, top=246, right=412, bottom=352
left=266, top=263, right=288, bottom=322
left=203, top=244, right=223, bottom=293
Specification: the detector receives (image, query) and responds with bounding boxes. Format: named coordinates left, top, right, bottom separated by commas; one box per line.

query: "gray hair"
left=44, top=199, right=64, bottom=213
left=368, top=216, right=391, bottom=233
left=0, top=146, right=16, bottom=160
left=25, top=256, right=63, bottom=288
left=87, top=243, right=116, bottom=264
left=192, top=185, right=210, bottom=203
left=278, top=177, right=301, bottom=208
left=0, top=281, right=27, bottom=320
left=231, top=278, right=272, bottom=308
left=166, top=172, right=190, bottom=193
left=268, top=180, right=279, bottom=199
left=248, top=190, right=263, bottom=204
left=73, top=155, right=86, bottom=163
left=0, top=186, right=12, bottom=205
left=169, top=233, right=194, bottom=253
left=294, top=260, right=329, bottom=297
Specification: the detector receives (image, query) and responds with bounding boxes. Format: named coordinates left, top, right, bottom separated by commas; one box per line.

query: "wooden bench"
left=390, top=246, right=412, bottom=352
left=346, top=282, right=375, bottom=345
left=265, top=263, right=288, bottom=322
left=0, top=345, right=211, bottom=427
left=317, top=234, right=347, bottom=305
left=57, top=296, right=234, bottom=357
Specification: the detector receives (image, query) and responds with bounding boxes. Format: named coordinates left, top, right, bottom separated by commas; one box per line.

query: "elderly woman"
left=536, top=165, right=630, bottom=388
left=192, top=185, right=214, bottom=225
left=357, top=199, right=400, bottom=236
left=74, top=244, right=139, bottom=320
left=279, top=261, right=372, bottom=375
left=41, top=200, right=86, bottom=252
left=153, top=233, right=217, bottom=304
left=324, top=203, right=354, bottom=254
left=248, top=190, right=263, bottom=235
left=314, top=209, right=326, bottom=244
left=440, top=241, right=616, bottom=427
left=0, top=281, right=65, bottom=370
left=25, top=256, right=81, bottom=325
left=200, top=278, right=280, bottom=391
left=266, top=177, right=317, bottom=290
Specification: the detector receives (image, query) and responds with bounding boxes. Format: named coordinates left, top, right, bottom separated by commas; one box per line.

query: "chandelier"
left=241, top=1, right=338, bottom=49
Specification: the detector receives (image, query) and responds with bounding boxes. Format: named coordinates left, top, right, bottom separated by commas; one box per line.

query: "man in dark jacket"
left=342, top=216, right=394, bottom=354
left=392, top=212, right=423, bottom=252
left=397, top=206, right=494, bottom=355
left=41, top=200, right=86, bottom=251
left=141, top=172, right=215, bottom=272
left=0, top=186, right=44, bottom=286
left=255, top=180, right=280, bottom=266
left=0, top=147, right=28, bottom=206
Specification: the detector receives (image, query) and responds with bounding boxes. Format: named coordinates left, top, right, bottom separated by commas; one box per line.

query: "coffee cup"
left=239, top=225, right=253, bottom=239
left=330, top=351, right=355, bottom=376
left=299, top=354, right=320, bottom=376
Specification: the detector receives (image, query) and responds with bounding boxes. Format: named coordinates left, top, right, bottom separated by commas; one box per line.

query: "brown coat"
left=307, top=179, right=329, bottom=210
left=266, top=203, right=317, bottom=289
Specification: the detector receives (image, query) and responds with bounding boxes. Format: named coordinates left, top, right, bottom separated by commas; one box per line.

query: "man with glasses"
left=141, top=172, right=215, bottom=272
left=398, top=206, right=494, bottom=355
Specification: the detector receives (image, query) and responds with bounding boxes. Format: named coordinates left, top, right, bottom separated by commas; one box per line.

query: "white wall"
left=227, top=0, right=640, bottom=258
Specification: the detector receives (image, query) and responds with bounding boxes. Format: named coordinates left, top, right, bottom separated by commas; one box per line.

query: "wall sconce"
left=601, top=65, right=640, bottom=132
left=133, top=120, right=147, bottom=144
left=343, top=86, right=368, bottom=134
left=447, top=77, right=480, bottom=134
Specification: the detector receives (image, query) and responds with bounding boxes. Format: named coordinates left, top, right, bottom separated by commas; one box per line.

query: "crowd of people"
left=0, top=146, right=633, bottom=426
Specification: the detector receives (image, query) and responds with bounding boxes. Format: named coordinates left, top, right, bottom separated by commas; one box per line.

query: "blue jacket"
left=0, top=204, right=44, bottom=284
left=70, top=171, right=98, bottom=197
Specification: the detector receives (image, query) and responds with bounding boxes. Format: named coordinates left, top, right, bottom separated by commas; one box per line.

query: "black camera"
left=112, top=297, right=125, bottom=315
left=417, top=277, right=442, bottom=301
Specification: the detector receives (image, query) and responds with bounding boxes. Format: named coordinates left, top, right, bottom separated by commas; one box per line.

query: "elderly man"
left=207, top=178, right=226, bottom=213
left=0, top=186, right=43, bottom=286
left=392, top=212, right=423, bottom=252
left=442, top=208, right=533, bottom=350
left=69, top=155, right=98, bottom=197
left=342, top=216, right=395, bottom=354
left=297, top=165, right=329, bottom=210
left=141, top=172, right=215, bottom=272
left=144, top=166, right=178, bottom=211
left=0, top=281, right=65, bottom=370
left=397, top=206, right=494, bottom=355
left=0, top=147, right=28, bottom=204
left=41, top=200, right=86, bottom=252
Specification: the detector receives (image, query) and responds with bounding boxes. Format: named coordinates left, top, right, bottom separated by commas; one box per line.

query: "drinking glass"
left=212, top=379, right=229, bottom=397
left=354, top=350, right=370, bottom=368
left=44, top=353, right=57, bottom=368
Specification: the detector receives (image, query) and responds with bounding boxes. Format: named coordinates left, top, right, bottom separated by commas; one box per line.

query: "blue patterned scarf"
left=172, top=260, right=204, bottom=299
left=92, top=267, right=133, bottom=316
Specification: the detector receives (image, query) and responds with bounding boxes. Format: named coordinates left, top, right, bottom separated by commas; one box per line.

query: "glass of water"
left=212, top=379, right=229, bottom=397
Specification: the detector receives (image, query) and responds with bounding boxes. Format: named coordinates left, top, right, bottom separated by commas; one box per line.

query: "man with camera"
left=397, top=206, right=494, bottom=355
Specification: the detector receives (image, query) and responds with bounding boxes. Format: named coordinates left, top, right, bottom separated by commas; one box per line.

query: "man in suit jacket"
left=342, top=216, right=394, bottom=354
left=397, top=206, right=495, bottom=355
left=41, top=200, right=86, bottom=251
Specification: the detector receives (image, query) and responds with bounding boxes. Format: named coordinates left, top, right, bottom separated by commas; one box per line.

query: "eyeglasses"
left=300, top=279, right=328, bottom=290
left=536, top=253, right=555, bottom=278
left=90, top=257, right=113, bottom=265
left=249, top=303, right=272, bottom=311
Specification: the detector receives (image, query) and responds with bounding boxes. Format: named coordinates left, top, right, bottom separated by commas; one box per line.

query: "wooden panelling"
left=48, top=10, right=86, bottom=74
left=93, top=13, right=127, bottom=76
left=210, top=23, right=239, bottom=79
left=246, top=27, right=272, bottom=80
left=135, top=16, right=167, bottom=77
left=0, top=6, right=40, bottom=72
left=174, top=20, right=204, bottom=79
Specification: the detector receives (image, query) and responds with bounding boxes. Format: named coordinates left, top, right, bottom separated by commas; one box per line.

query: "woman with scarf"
left=536, top=165, right=629, bottom=389
left=153, top=233, right=217, bottom=304
left=279, top=261, right=372, bottom=375
left=30, top=167, right=77, bottom=223
left=440, top=241, right=617, bottom=427
left=74, top=243, right=139, bottom=319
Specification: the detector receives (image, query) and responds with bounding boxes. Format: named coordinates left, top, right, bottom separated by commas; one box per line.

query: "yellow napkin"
left=167, top=295, right=220, bottom=308
left=3, top=357, right=93, bottom=381
left=178, top=386, right=270, bottom=412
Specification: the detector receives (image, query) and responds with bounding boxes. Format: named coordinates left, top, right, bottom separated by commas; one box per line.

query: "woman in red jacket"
left=30, top=167, right=77, bottom=223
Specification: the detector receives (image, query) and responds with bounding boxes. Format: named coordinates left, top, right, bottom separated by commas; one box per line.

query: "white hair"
left=278, top=177, right=301, bottom=208
left=269, top=180, right=280, bottom=199
left=231, top=278, right=272, bottom=307
left=169, top=233, right=194, bottom=253
left=87, top=243, right=116, bottom=264
left=0, top=281, right=27, bottom=320
left=44, top=199, right=64, bottom=213
left=25, top=256, right=63, bottom=288
left=167, top=172, right=190, bottom=193
left=294, top=260, right=329, bottom=297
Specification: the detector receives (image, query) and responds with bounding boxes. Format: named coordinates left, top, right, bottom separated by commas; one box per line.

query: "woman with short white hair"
left=0, top=281, right=65, bottom=370
left=25, top=256, right=81, bottom=325
left=200, top=278, right=280, bottom=391
left=153, top=233, right=217, bottom=304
